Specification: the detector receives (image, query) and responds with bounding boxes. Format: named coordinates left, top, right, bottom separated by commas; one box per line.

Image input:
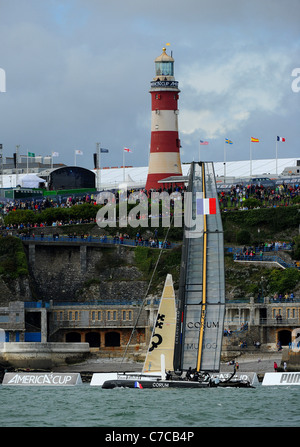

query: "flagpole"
left=16, top=145, right=20, bottom=187
left=74, top=151, right=76, bottom=166
left=27, top=152, right=29, bottom=175
left=276, top=139, right=278, bottom=176
left=98, top=143, right=101, bottom=190
left=199, top=140, right=201, bottom=162
left=250, top=140, right=252, bottom=177
left=224, top=140, right=226, bottom=182
left=123, top=148, right=125, bottom=182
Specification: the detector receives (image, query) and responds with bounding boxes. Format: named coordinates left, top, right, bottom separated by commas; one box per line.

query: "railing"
left=233, top=253, right=298, bottom=269
left=259, top=318, right=300, bottom=326
left=24, top=301, right=50, bottom=308
left=50, top=318, right=148, bottom=329
left=226, top=244, right=293, bottom=254
left=18, top=234, right=178, bottom=249
left=24, top=299, right=160, bottom=308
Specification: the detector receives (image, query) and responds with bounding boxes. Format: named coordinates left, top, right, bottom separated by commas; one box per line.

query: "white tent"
left=20, top=174, right=45, bottom=188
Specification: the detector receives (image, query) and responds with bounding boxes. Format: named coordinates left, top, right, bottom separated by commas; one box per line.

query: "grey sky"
left=0, top=0, right=299, bottom=170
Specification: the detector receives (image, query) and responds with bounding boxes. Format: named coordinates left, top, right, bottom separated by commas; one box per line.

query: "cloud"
left=179, top=49, right=293, bottom=141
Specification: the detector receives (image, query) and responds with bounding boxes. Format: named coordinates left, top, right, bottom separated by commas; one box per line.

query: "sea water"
left=0, top=384, right=299, bottom=428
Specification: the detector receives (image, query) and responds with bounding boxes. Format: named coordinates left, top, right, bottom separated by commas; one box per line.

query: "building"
left=224, top=297, right=300, bottom=349
left=48, top=166, right=96, bottom=190
left=1, top=297, right=299, bottom=362
left=0, top=300, right=154, bottom=364
left=145, top=48, right=183, bottom=191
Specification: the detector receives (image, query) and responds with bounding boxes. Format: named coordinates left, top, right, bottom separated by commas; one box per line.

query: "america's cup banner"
left=2, top=372, right=82, bottom=386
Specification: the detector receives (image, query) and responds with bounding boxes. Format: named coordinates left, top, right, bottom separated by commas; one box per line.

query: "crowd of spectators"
left=219, top=181, right=300, bottom=209
left=0, top=180, right=299, bottom=231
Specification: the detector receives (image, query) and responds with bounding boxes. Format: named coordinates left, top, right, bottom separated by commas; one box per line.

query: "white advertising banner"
left=262, top=372, right=300, bottom=386
left=2, top=372, right=82, bottom=386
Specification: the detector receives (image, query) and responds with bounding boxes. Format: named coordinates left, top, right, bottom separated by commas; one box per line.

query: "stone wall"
left=24, top=243, right=149, bottom=303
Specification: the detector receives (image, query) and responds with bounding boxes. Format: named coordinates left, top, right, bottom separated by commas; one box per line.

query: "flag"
left=277, top=136, right=285, bottom=142
left=196, top=198, right=217, bottom=215
left=200, top=140, right=209, bottom=145
left=28, top=152, right=35, bottom=157
left=75, top=150, right=83, bottom=155
left=251, top=137, right=259, bottom=142
left=124, top=147, right=132, bottom=152
left=134, top=381, right=143, bottom=389
left=225, top=139, right=233, bottom=144
left=100, top=148, right=109, bottom=153
left=52, top=152, right=59, bottom=157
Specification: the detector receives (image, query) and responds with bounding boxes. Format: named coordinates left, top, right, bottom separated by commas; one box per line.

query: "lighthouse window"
left=155, top=62, right=174, bottom=77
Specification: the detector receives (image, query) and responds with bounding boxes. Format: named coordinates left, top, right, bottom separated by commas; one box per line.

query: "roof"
left=154, top=47, right=174, bottom=63
left=92, top=158, right=299, bottom=189
left=2, top=158, right=298, bottom=189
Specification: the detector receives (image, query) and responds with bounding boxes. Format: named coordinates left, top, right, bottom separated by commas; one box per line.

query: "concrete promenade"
left=53, top=352, right=283, bottom=377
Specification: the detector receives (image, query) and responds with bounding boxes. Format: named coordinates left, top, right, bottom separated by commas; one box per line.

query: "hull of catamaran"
left=101, top=378, right=254, bottom=389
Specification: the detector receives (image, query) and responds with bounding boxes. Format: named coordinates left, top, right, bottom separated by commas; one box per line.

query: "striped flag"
left=196, top=198, right=216, bottom=215
left=200, top=140, right=209, bottom=145
left=277, top=136, right=285, bottom=142
left=251, top=137, right=259, bottom=143
left=134, top=381, right=143, bottom=388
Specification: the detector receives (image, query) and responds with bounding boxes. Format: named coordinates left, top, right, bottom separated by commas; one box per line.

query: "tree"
left=268, top=268, right=300, bottom=295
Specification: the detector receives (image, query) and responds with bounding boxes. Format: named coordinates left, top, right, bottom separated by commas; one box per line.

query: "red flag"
left=124, top=147, right=132, bottom=152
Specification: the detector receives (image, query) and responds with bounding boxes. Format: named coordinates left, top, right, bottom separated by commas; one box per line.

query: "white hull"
left=90, top=371, right=160, bottom=387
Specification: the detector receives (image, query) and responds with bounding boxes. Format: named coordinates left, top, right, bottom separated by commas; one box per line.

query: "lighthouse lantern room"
left=145, top=48, right=183, bottom=191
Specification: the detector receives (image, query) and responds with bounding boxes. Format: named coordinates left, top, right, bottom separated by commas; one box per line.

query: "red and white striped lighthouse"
left=145, top=48, right=183, bottom=191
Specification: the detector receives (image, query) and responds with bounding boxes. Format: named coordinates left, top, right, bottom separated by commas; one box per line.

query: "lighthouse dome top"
left=154, top=47, right=174, bottom=63
left=154, top=47, right=174, bottom=79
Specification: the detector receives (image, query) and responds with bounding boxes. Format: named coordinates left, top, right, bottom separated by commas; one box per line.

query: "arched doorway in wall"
left=66, top=332, right=81, bottom=342
left=105, top=332, right=120, bottom=347
left=85, top=332, right=100, bottom=348
left=277, top=329, right=291, bottom=346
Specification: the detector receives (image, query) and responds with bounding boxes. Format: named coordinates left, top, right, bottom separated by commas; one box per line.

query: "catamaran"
left=102, top=162, right=254, bottom=389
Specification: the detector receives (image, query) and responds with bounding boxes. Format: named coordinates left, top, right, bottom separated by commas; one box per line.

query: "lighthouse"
left=145, top=48, right=183, bottom=191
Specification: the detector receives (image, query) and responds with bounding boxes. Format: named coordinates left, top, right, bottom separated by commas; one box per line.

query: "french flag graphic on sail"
left=196, top=198, right=217, bottom=215
left=134, top=381, right=143, bottom=389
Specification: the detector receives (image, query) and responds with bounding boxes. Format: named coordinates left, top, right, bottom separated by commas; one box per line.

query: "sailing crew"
left=166, top=371, right=172, bottom=380
left=186, top=367, right=192, bottom=380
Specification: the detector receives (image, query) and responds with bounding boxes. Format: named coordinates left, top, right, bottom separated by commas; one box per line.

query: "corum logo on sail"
left=187, top=321, right=219, bottom=329
left=185, top=343, right=217, bottom=350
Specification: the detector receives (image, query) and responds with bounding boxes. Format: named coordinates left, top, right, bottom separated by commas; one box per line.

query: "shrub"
left=236, top=229, right=251, bottom=245
left=291, top=236, right=300, bottom=260
left=243, top=198, right=261, bottom=209
left=0, top=236, right=29, bottom=279
left=268, top=268, right=300, bottom=295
